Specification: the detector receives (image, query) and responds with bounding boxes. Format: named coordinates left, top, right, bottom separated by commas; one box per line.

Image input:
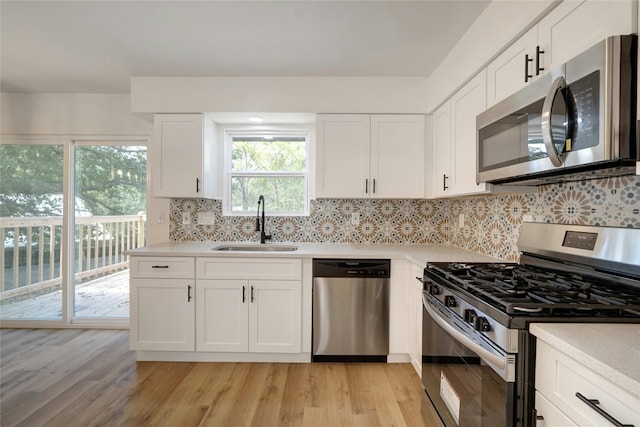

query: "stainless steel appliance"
left=421, top=223, right=640, bottom=427
left=477, top=35, right=637, bottom=186
left=312, top=259, right=390, bottom=362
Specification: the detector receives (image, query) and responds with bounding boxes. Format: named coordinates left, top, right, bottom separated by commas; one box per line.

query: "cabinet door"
left=411, top=265, right=423, bottom=377
left=130, top=278, right=195, bottom=351
left=315, top=114, right=371, bottom=198
left=451, top=69, right=490, bottom=196
left=370, top=115, right=425, bottom=198
left=196, top=279, right=248, bottom=352
left=535, top=391, right=578, bottom=427
left=538, top=0, right=635, bottom=73
left=486, top=27, right=538, bottom=106
left=152, top=114, right=215, bottom=198
left=249, top=281, right=302, bottom=353
left=431, top=101, right=452, bottom=197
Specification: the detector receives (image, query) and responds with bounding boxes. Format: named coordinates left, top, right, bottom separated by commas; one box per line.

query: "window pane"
left=232, top=138, right=306, bottom=172
left=231, top=176, right=305, bottom=212
left=1, top=144, right=64, bottom=320
left=73, top=145, right=147, bottom=319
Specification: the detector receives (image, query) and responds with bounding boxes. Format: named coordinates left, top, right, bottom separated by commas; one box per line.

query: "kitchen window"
left=224, top=128, right=310, bottom=216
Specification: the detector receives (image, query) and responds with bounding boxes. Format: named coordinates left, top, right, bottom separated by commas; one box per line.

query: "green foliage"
left=230, top=137, right=306, bottom=213
left=0, top=144, right=147, bottom=218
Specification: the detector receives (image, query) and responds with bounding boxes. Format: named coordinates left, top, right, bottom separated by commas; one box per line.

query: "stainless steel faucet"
left=255, top=195, right=272, bottom=244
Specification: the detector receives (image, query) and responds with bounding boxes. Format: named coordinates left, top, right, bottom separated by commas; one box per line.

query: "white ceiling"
left=1, top=0, right=490, bottom=94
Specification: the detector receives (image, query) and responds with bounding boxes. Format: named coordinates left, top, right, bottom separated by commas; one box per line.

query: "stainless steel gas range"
left=420, top=223, right=640, bottom=427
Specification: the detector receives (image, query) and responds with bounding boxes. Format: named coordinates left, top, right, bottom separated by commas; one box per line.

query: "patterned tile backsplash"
left=170, top=175, right=640, bottom=261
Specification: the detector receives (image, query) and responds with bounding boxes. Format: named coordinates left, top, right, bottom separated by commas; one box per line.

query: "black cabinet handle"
left=443, top=174, right=449, bottom=191
left=575, top=392, right=634, bottom=427
left=535, top=45, right=545, bottom=76
left=151, top=265, right=169, bottom=269
left=524, top=54, right=534, bottom=82
left=373, top=179, right=376, bottom=194
left=242, top=285, right=246, bottom=303
left=187, top=285, right=192, bottom=302
left=251, top=285, right=255, bottom=303
left=196, top=178, right=200, bottom=193
left=365, top=178, right=369, bottom=194
left=415, top=276, right=425, bottom=284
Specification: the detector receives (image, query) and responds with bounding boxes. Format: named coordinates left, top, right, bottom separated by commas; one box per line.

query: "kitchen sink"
left=212, top=244, right=298, bottom=252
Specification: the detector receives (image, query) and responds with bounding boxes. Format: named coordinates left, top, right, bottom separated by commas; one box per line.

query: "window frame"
left=223, top=126, right=312, bottom=217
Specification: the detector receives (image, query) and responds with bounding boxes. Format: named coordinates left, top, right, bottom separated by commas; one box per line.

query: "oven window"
left=422, top=305, right=512, bottom=426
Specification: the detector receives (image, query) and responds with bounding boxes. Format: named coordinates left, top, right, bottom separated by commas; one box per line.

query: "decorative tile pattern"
left=170, top=176, right=640, bottom=261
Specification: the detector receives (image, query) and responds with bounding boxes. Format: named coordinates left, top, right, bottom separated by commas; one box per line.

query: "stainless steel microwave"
left=477, top=35, right=637, bottom=186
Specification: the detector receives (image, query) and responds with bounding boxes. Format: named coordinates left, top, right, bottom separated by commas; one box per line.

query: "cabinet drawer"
left=536, top=340, right=640, bottom=427
left=197, top=257, right=302, bottom=280
left=130, top=257, right=195, bottom=278
left=534, top=391, right=577, bottom=427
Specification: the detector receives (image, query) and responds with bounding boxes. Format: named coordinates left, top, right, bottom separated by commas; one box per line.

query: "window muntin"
left=225, top=130, right=309, bottom=216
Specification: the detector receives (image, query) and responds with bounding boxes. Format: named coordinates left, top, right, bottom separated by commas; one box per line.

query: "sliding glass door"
left=73, top=143, right=147, bottom=321
left=0, top=138, right=147, bottom=326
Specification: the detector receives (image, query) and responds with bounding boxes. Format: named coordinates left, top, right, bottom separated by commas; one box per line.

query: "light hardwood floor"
left=0, top=329, right=442, bottom=427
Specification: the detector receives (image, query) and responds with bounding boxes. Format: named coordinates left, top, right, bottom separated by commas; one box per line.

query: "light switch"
left=182, top=212, right=191, bottom=225
left=458, top=213, right=464, bottom=228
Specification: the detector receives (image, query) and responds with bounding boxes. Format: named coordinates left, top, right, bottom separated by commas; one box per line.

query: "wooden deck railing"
left=1, top=214, right=145, bottom=302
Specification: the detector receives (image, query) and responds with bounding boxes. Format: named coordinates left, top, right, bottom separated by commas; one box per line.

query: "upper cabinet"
left=152, top=113, right=216, bottom=198
left=487, top=0, right=636, bottom=106
left=431, top=70, right=493, bottom=197
left=316, top=114, right=425, bottom=199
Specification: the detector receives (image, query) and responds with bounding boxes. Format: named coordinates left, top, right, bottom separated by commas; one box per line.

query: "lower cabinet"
left=130, top=278, right=195, bottom=351
left=129, top=256, right=303, bottom=358
left=196, top=279, right=301, bottom=353
left=535, top=339, right=640, bottom=427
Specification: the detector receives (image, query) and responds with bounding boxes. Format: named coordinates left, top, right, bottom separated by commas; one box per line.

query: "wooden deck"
left=0, top=270, right=129, bottom=319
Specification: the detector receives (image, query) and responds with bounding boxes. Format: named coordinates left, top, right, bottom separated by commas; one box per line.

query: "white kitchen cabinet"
left=409, top=263, right=423, bottom=377
left=129, top=256, right=196, bottom=351
left=431, top=70, right=493, bottom=197
left=431, top=101, right=452, bottom=197
left=196, top=258, right=302, bottom=354
left=152, top=113, right=216, bottom=198
left=535, top=339, right=640, bottom=427
left=316, top=114, right=425, bottom=199
left=196, top=279, right=301, bottom=353
left=487, top=0, right=635, bottom=106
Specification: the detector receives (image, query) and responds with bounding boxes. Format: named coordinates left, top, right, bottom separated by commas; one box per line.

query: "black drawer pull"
left=575, top=392, right=634, bottom=427
left=187, top=285, right=192, bottom=302
left=151, top=265, right=169, bottom=269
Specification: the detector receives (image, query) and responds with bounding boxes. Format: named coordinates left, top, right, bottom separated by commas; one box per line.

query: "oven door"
left=422, top=294, right=516, bottom=427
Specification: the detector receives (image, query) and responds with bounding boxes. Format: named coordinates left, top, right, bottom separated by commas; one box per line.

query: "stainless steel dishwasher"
left=312, top=258, right=390, bottom=362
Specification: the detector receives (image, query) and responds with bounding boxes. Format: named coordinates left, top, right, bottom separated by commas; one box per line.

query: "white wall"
left=0, top=93, right=169, bottom=245
left=131, top=76, right=429, bottom=114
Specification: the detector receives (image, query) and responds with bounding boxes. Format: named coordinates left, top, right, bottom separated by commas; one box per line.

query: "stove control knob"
left=474, top=316, right=491, bottom=332
left=464, top=309, right=477, bottom=323
left=444, top=295, right=457, bottom=307
left=429, top=284, right=440, bottom=295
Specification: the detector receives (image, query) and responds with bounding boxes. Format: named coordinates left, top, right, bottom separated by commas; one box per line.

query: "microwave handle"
left=541, top=75, right=567, bottom=167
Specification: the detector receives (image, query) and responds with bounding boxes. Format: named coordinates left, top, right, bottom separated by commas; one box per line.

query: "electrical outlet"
left=182, top=212, right=191, bottom=225
left=197, top=212, right=215, bottom=225
left=156, top=211, right=166, bottom=224
left=458, top=213, right=464, bottom=228
left=523, top=214, right=534, bottom=222
left=351, top=212, right=360, bottom=226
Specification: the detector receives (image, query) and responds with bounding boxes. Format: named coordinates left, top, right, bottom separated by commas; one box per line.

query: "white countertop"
left=126, top=242, right=501, bottom=266
left=530, top=323, right=640, bottom=399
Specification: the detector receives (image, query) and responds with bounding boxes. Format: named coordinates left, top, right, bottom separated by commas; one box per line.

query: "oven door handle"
left=423, top=297, right=506, bottom=370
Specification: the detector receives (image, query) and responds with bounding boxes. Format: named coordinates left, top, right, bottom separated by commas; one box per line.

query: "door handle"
left=535, top=45, right=544, bottom=75
left=541, top=75, right=568, bottom=167
left=443, top=174, right=449, bottom=191
left=365, top=178, right=369, bottom=194
left=242, top=285, right=246, bottom=303
left=524, top=54, right=533, bottom=82
left=196, top=178, right=200, bottom=193
left=187, top=285, right=192, bottom=302
left=575, top=392, right=634, bottom=427
left=251, top=285, right=255, bottom=303
left=372, top=178, right=376, bottom=194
